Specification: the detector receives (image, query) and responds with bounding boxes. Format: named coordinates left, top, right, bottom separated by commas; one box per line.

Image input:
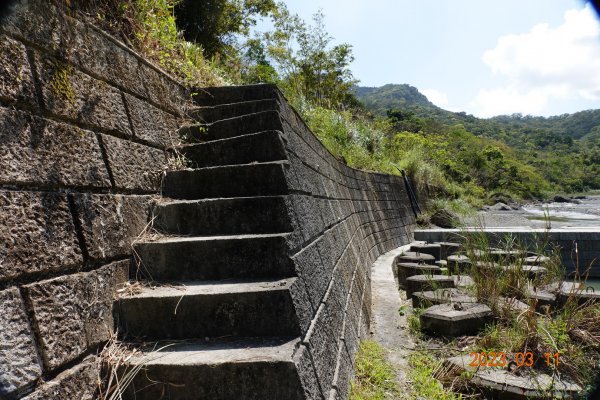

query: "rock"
left=430, top=209, right=459, bottom=228
left=489, top=202, right=511, bottom=211
left=489, top=192, right=513, bottom=205
left=553, top=195, right=575, bottom=203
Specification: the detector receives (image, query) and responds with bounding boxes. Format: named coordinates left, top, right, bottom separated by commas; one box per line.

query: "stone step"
left=153, top=196, right=292, bottom=236
left=163, top=161, right=289, bottom=200
left=192, top=84, right=278, bottom=106
left=121, top=337, right=305, bottom=400
left=405, top=274, right=455, bottom=298
left=179, top=110, right=283, bottom=142
left=409, top=242, right=441, bottom=260
left=442, top=355, right=582, bottom=399
left=189, top=99, right=279, bottom=123
left=179, top=130, right=287, bottom=168
left=411, top=288, right=478, bottom=309
left=117, top=279, right=300, bottom=340
left=134, top=233, right=294, bottom=281
left=420, top=303, right=493, bottom=336
left=396, top=262, right=442, bottom=289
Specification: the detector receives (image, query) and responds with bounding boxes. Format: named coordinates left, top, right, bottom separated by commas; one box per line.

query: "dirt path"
left=369, top=245, right=416, bottom=397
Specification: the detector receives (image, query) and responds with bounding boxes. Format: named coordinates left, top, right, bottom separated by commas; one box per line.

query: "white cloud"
left=421, top=88, right=449, bottom=106
left=473, top=4, right=600, bottom=117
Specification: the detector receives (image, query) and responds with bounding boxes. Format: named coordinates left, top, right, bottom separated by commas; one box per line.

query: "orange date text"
left=468, top=351, right=560, bottom=367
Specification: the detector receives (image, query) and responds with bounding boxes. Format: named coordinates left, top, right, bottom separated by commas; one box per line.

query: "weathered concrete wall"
left=0, top=1, right=187, bottom=398
left=272, top=90, right=416, bottom=399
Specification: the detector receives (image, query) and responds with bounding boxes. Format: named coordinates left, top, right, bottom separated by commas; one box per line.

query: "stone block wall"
left=272, top=91, right=416, bottom=399
left=0, top=1, right=187, bottom=398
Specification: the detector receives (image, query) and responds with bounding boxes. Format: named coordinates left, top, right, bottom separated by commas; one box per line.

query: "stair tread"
left=177, top=130, right=282, bottom=149
left=156, top=195, right=286, bottom=205
left=174, top=160, right=288, bottom=172
left=181, top=109, right=280, bottom=128
left=137, top=232, right=289, bottom=244
left=126, top=337, right=298, bottom=366
left=122, top=278, right=295, bottom=299
left=190, top=98, right=278, bottom=111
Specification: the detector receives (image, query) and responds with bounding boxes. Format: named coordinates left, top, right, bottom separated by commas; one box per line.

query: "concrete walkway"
left=370, top=245, right=416, bottom=393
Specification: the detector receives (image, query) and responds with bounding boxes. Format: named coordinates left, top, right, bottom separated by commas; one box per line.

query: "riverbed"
left=463, top=195, right=600, bottom=229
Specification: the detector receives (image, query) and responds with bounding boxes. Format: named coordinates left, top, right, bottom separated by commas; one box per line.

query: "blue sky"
left=276, top=0, right=600, bottom=117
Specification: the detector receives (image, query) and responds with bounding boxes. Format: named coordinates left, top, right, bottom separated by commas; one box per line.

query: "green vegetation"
left=407, top=352, right=462, bottom=400
left=404, top=228, right=600, bottom=397
left=349, top=340, right=400, bottom=400
left=355, top=84, right=600, bottom=195
left=67, top=0, right=599, bottom=207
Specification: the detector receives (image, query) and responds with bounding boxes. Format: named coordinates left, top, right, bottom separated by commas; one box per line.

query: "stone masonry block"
left=0, top=191, right=82, bottom=281
left=124, top=94, right=180, bottom=147
left=293, top=344, right=325, bottom=400
left=332, top=342, right=353, bottom=400
left=0, top=35, right=36, bottom=105
left=317, top=223, right=350, bottom=274
left=291, top=195, right=328, bottom=243
left=72, top=194, right=153, bottom=260
left=72, top=25, right=147, bottom=98
left=0, top=108, right=111, bottom=188
left=305, top=302, right=342, bottom=396
left=3, top=0, right=67, bottom=52
left=0, top=287, right=42, bottom=397
left=139, top=64, right=187, bottom=115
left=101, top=134, right=166, bottom=191
left=289, top=277, right=315, bottom=335
left=24, top=260, right=128, bottom=370
left=22, top=356, right=98, bottom=400
left=35, top=54, right=132, bottom=136
left=292, top=240, right=329, bottom=310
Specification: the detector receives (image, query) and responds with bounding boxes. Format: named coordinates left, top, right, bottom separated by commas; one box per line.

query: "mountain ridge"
left=353, top=84, right=600, bottom=143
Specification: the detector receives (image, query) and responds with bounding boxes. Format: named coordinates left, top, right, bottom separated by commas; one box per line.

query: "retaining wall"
left=0, top=1, right=187, bottom=398
left=274, top=91, right=416, bottom=398
left=0, top=2, right=416, bottom=399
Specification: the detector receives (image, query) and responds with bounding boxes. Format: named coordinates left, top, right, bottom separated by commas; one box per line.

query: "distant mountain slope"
left=354, top=84, right=600, bottom=145
left=353, top=84, right=438, bottom=114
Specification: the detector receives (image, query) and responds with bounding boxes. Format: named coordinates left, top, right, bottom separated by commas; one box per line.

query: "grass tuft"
left=350, top=340, right=400, bottom=400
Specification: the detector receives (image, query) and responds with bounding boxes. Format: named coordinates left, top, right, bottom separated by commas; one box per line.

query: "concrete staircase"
left=116, top=86, right=308, bottom=399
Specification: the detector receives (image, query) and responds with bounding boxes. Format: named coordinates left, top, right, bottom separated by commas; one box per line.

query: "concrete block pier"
left=415, top=228, right=600, bottom=277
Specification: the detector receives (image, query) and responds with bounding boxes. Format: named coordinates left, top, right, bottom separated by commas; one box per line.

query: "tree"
left=261, top=7, right=357, bottom=109
left=174, top=0, right=276, bottom=57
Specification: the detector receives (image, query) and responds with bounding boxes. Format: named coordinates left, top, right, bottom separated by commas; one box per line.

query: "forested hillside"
left=355, top=84, right=600, bottom=193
